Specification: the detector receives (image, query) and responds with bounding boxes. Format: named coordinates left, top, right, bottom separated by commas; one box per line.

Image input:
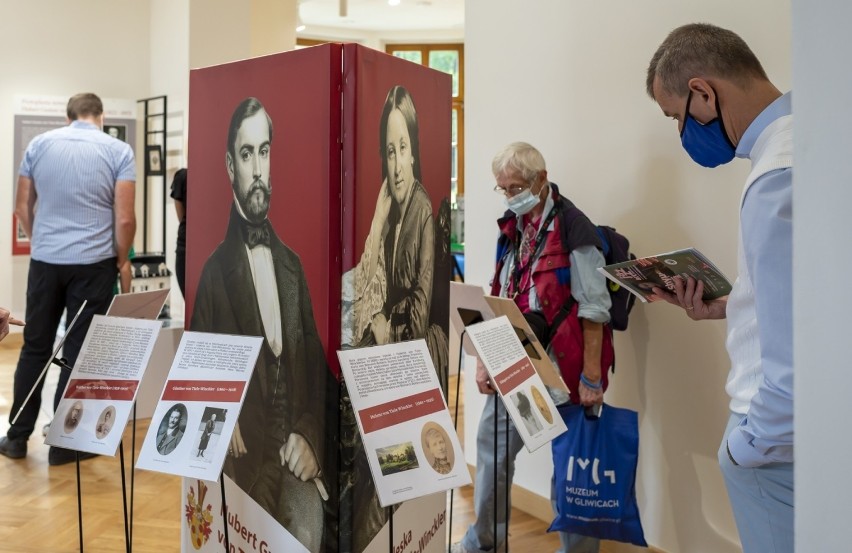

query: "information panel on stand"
left=465, top=316, right=567, bottom=452
left=45, top=315, right=163, bottom=456
left=338, top=340, right=470, bottom=507
left=136, top=331, right=261, bottom=481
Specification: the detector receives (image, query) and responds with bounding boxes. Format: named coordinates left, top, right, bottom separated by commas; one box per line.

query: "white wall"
left=0, top=0, right=151, bottom=320
left=151, top=0, right=190, bottom=320
left=791, top=1, right=852, bottom=551
left=464, top=1, right=791, bottom=551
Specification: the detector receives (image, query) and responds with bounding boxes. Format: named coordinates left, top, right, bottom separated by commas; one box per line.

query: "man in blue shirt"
left=0, top=93, right=136, bottom=466
left=646, top=24, right=793, bottom=553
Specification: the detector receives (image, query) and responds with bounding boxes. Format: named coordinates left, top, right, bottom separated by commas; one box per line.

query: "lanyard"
left=509, top=203, right=559, bottom=297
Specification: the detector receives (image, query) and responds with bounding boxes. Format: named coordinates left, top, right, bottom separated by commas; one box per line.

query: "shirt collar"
left=735, top=91, right=792, bottom=159
left=70, top=120, right=100, bottom=131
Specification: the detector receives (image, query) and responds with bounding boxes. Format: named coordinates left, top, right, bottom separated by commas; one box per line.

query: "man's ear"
left=686, top=77, right=719, bottom=121
left=226, top=151, right=235, bottom=183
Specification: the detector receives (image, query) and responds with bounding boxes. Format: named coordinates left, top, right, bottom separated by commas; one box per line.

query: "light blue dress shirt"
left=19, top=120, right=136, bottom=265
left=727, top=92, right=794, bottom=467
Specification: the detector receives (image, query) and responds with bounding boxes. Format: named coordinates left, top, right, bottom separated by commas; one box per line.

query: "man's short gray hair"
left=646, top=23, right=768, bottom=99
left=491, top=142, right=547, bottom=182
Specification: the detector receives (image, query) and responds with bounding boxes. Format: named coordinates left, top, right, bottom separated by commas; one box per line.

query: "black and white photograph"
left=511, top=389, right=543, bottom=436
left=155, top=403, right=187, bottom=455
left=103, top=124, right=127, bottom=142
left=192, top=407, right=227, bottom=462
left=146, top=144, right=164, bottom=176
left=190, top=96, right=332, bottom=552
left=341, top=85, right=449, bottom=388
left=95, top=405, right=117, bottom=439
left=63, top=400, right=84, bottom=434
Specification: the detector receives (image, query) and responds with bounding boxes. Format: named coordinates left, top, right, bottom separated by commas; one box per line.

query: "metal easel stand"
left=221, top=473, right=231, bottom=553
left=119, top=440, right=132, bottom=553
left=447, top=329, right=466, bottom=551
left=493, top=395, right=510, bottom=553
left=446, top=330, right=510, bottom=553
left=388, top=506, right=395, bottom=553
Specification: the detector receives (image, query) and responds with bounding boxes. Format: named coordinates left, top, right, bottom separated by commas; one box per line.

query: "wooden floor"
left=0, top=333, right=561, bottom=552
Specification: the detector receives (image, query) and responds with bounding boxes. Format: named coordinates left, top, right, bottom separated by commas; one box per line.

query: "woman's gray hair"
left=491, top=142, right=546, bottom=183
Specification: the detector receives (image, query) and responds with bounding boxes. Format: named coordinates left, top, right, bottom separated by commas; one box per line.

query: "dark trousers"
left=175, top=223, right=186, bottom=297
left=7, top=258, right=117, bottom=441
left=175, top=246, right=186, bottom=298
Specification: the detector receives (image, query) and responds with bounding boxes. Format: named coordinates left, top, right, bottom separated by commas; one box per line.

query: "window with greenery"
left=386, top=43, right=464, bottom=203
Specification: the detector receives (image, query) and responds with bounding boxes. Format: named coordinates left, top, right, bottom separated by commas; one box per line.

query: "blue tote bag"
left=548, top=403, right=647, bottom=547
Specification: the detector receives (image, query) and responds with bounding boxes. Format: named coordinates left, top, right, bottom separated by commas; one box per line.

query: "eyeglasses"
left=493, top=183, right=530, bottom=197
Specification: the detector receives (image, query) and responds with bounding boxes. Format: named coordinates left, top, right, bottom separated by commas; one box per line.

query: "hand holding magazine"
left=598, top=248, right=732, bottom=303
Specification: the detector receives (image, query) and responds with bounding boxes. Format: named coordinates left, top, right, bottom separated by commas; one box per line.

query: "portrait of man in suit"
left=156, top=404, right=186, bottom=455
left=190, top=97, right=330, bottom=553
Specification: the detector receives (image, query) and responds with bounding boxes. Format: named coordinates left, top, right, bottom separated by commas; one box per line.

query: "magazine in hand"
left=598, top=247, right=732, bottom=303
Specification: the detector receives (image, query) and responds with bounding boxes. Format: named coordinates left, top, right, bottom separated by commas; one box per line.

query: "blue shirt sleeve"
left=19, top=135, right=43, bottom=179
left=115, top=143, right=136, bottom=182
left=570, top=245, right=611, bottom=324
left=727, top=167, right=794, bottom=467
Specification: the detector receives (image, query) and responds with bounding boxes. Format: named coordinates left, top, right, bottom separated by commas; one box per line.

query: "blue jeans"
left=718, top=412, right=794, bottom=553
left=461, top=395, right=599, bottom=553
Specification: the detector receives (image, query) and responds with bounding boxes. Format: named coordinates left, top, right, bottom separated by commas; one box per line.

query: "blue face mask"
left=680, top=90, right=736, bottom=168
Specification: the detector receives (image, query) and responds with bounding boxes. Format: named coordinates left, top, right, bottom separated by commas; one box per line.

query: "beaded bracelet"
left=580, top=373, right=602, bottom=390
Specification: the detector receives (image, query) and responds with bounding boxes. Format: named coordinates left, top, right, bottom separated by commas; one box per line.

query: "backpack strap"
left=546, top=195, right=598, bottom=342
left=547, top=295, right=577, bottom=344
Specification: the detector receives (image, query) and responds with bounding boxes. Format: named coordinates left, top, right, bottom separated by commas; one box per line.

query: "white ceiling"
left=299, top=0, right=464, bottom=32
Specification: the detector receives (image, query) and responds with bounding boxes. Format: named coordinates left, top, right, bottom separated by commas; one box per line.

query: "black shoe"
left=0, top=436, right=27, bottom=459
left=48, top=446, right=98, bottom=466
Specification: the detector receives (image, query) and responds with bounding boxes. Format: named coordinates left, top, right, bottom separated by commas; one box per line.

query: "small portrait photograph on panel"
left=420, top=421, right=454, bottom=475
left=64, top=400, right=84, bottom=434
left=511, top=389, right=543, bottom=436
left=95, top=405, right=117, bottom=439
left=156, top=403, right=187, bottom=456
left=193, top=407, right=227, bottom=462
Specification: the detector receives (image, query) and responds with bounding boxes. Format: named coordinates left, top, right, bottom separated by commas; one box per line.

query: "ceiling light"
left=388, top=0, right=401, bottom=6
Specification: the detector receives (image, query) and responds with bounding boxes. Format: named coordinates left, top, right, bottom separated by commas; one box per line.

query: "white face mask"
left=503, top=182, right=543, bottom=215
